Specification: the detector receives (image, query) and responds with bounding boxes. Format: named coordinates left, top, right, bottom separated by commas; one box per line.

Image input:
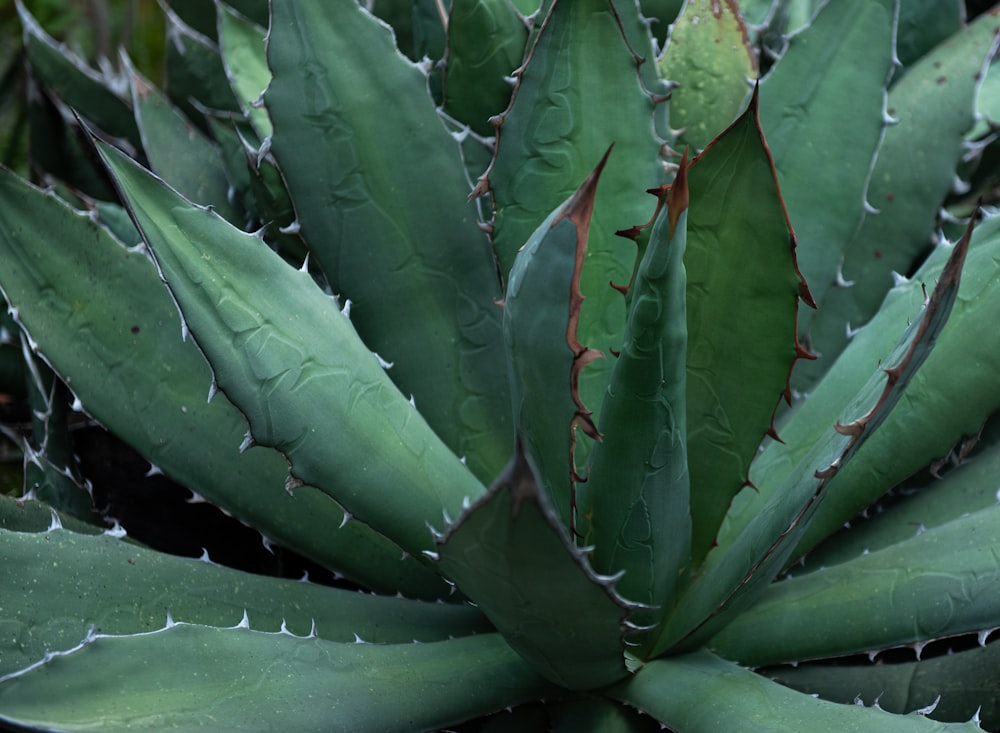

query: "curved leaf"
left=95, top=140, right=485, bottom=561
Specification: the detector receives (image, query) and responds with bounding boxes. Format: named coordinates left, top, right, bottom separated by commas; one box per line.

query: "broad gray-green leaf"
left=0, top=624, right=555, bottom=733
left=502, top=152, right=607, bottom=532
left=760, top=0, right=895, bottom=323
left=0, top=166, right=446, bottom=598
left=96, top=140, right=485, bottom=561
left=649, top=219, right=971, bottom=657
left=266, top=0, right=511, bottom=483
left=436, top=441, right=632, bottom=690
left=710, top=504, right=1000, bottom=666
left=0, top=525, right=490, bottom=679
left=609, top=649, right=980, bottom=732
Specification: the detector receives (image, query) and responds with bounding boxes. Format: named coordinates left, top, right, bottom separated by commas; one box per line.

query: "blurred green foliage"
left=0, top=0, right=165, bottom=173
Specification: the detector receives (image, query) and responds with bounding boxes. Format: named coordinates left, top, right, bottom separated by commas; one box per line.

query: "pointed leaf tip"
left=667, top=150, right=690, bottom=239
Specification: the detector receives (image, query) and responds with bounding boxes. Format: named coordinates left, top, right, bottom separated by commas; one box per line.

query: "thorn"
left=280, top=220, right=301, bottom=235
left=239, top=431, right=255, bottom=454
left=236, top=610, right=251, bottom=629
left=103, top=520, right=127, bottom=538
left=47, top=508, right=63, bottom=532
left=338, top=511, right=351, bottom=530
left=285, top=473, right=303, bottom=495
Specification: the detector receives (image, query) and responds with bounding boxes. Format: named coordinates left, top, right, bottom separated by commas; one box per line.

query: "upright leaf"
left=502, top=152, right=608, bottom=532
left=657, top=0, right=757, bottom=150
left=683, top=91, right=812, bottom=565
left=443, top=0, right=528, bottom=136
left=128, top=64, right=239, bottom=223
left=759, top=0, right=896, bottom=328
left=482, top=0, right=664, bottom=436
left=649, top=222, right=971, bottom=656
left=584, top=155, right=691, bottom=621
left=801, top=11, right=1000, bottom=387
left=265, top=0, right=511, bottom=483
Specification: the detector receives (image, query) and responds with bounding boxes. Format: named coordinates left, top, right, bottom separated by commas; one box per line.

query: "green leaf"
left=584, top=154, right=690, bottom=621
left=609, top=649, right=981, bottom=732
left=96, top=141, right=485, bottom=560
left=649, top=219, right=971, bottom=656
left=436, top=440, right=632, bottom=690
left=0, top=524, right=490, bottom=679
left=657, top=0, right=757, bottom=150
left=162, top=5, right=241, bottom=125
left=484, top=0, right=665, bottom=438
left=710, top=504, right=1000, bottom=666
left=0, top=624, right=555, bottom=733
left=16, top=1, right=140, bottom=150
left=0, top=490, right=101, bottom=536
left=683, top=91, right=811, bottom=565
left=265, top=0, right=511, bottom=483
left=128, top=64, right=239, bottom=223
left=800, top=10, right=1000, bottom=388
left=759, top=0, right=895, bottom=321
left=769, top=642, right=1000, bottom=731
left=217, top=3, right=272, bottom=139
left=502, top=151, right=608, bottom=532
left=443, top=0, right=528, bottom=136
left=0, top=165, right=446, bottom=598
left=748, top=213, right=1000, bottom=561
left=895, top=0, right=963, bottom=70
left=801, top=416, right=1000, bottom=570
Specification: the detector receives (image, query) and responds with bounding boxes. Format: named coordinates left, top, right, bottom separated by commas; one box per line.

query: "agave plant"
left=2, top=0, right=1000, bottom=730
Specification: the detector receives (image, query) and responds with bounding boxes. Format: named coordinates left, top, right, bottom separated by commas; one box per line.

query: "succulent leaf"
left=161, top=4, right=242, bottom=122
left=657, top=0, right=757, bottom=150
left=742, top=213, right=1000, bottom=561
left=127, top=63, right=239, bottom=223
left=216, top=3, right=272, bottom=140
left=436, top=439, right=633, bottom=690
left=799, top=9, right=1000, bottom=389
left=759, top=0, right=896, bottom=321
left=265, top=0, right=511, bottom=483
left=584, top=153, right=691, bottom=622
left=682, top=90, right=812, bottom=565
left=770, top=642, right=1000, bottom=729
left=0, top=523, right=490, bottom=679
left=0, top=624, right=554, bottom=733
left=610, top=649, right=981, bottom=732
left=650, top=217, right=972, bottom=656
left=0, top=166, right=446, bottom=597
left=710, top=502, right=1000, bottom=665
left=503, top=151, right=608, bottom=532
left=443, top=0, right=528, bottom=136
left=483, top=0, right=665, bottom=440
left=95, top=140, right=484, bottom=561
